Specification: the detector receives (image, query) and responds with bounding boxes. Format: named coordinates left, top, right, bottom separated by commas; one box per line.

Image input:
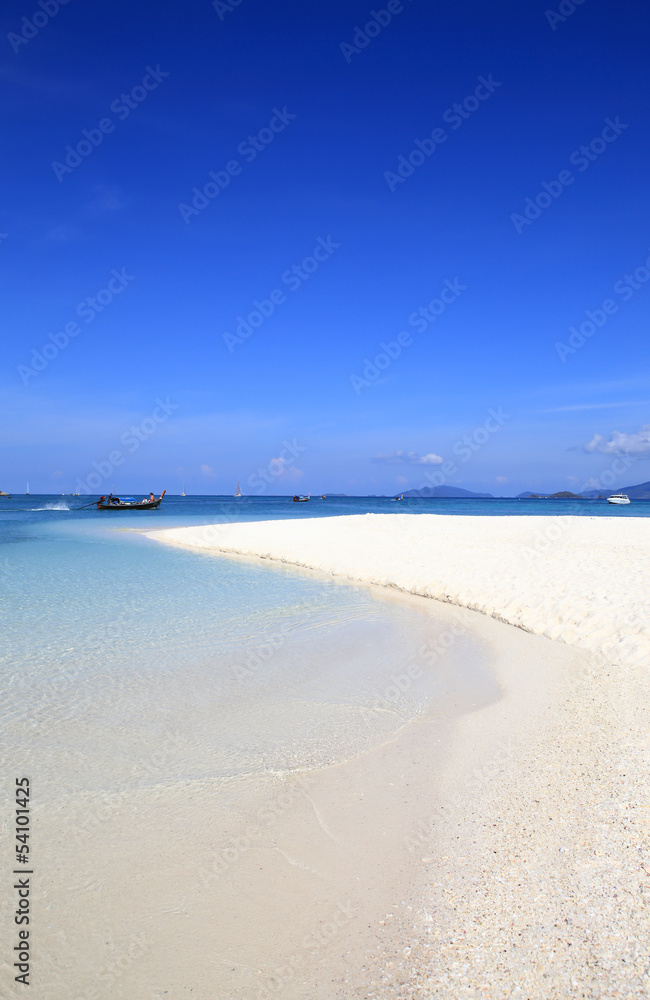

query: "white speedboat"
left=607, top=493, right=631, bottom=505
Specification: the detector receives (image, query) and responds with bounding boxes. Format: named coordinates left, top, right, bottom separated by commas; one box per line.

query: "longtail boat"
left=96, top=490, right=166, bottom=511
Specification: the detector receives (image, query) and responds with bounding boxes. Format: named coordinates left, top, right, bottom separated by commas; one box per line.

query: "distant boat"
left=607, top=493, right=631, bottom=505
left=292, top=494, right=310, bottom=502
left=26, top=482, right=29, bottom=495
left=321, top=495, right=326, bottom=499
left=391, top=494, right=404, bottom=501
left=181, top=483, right=186, bottom=497
left=0, top=489, right=11, bottom=497
left=234, top=481, right=242, bottom=497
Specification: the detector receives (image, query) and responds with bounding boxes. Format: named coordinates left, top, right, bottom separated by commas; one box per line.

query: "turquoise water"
left=4, top=489, right=641, bottom=803
left=1, top=497, right=498, bottom=802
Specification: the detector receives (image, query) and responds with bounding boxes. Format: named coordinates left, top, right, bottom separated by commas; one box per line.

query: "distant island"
left=517, top=491, right=594, bottom=500
left=403, top=486, right=494, bottom=499
left=395, top=480, right=650, bottom=501
left=516, top=480, right=650, bottom=500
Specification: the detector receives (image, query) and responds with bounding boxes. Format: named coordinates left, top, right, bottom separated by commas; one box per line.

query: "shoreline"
left=20, top=584, right=503, bottom=1000
left=143, top=512, right=650, bottom=667
left=6, top=512, right=647, bottom=997
left=139, top=512, right=650, bottom=996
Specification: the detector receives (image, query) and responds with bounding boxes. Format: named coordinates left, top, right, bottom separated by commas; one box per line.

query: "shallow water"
left=2, top=491, right=641, bottom=802
left=0, top=499, right=505, bottom=1000
left=0, top=509, right=496, bottom=805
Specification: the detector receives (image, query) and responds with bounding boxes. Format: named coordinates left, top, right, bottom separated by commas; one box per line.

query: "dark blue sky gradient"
left=2, top=0, right=649, bottom=495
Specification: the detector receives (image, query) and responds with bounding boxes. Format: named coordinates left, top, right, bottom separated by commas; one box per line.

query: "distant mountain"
left=517, top=490, right=606, bottom=499
left=619, top=480, right=650, bottom=499
left=403, top=486, right=494, bottom=499
left=517, top=481, right=650, bottom=500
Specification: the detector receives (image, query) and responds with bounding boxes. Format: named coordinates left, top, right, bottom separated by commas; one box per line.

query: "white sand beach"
left=145, top=512, right=650, bottom=668
left=138, top=512, right=650, bottom=998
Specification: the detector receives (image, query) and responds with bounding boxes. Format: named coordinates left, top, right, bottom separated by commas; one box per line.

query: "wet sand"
left=138, top=514, right=650, bottom=997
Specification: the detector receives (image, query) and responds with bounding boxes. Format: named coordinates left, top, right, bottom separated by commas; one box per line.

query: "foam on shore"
left=144, top=512, right=649, bottom=668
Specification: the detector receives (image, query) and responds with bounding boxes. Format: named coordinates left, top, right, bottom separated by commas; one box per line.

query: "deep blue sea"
left=1, top=490, right=647, bottom=530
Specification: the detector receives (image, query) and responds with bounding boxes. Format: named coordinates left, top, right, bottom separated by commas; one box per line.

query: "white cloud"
left=496, top=475, right=508, bottom=483
left=200, top=464, right=216, bottom=476
left=371, top=450, right=443, bottom=466
left=584, top=424, right=650, bottom=456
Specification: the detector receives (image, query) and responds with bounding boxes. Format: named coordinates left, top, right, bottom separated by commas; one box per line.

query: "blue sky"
left=2, top=0, right=649, bottom=496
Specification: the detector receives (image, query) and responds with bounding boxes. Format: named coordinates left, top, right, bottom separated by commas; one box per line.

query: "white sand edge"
left=144, top=513, right=649, bottom=668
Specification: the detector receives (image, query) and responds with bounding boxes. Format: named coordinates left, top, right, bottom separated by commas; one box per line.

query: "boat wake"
left=30, top=502, right=71, bottom=511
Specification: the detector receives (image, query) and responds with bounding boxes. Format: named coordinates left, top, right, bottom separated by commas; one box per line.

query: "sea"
left=1, top=491, right=646, bottom=802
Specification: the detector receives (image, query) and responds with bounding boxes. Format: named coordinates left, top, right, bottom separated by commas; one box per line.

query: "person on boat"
left=149, top=492, right=155, bottom=502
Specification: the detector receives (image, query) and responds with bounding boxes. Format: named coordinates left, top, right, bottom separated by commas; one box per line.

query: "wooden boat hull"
left=96, top=499, right=163, bottom=510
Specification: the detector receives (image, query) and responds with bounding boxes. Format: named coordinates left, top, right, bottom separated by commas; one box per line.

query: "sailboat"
left=234, top=481, right=242, bottom=497
left=181, top=483, right=186, bottom=497
left=26, top=481, right=29, bottom=495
